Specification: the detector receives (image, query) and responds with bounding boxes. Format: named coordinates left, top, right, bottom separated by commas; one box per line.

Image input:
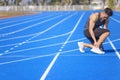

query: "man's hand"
left=94, top=41, right=100, bottom=48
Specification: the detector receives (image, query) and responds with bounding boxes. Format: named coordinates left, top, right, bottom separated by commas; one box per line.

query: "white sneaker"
left=91, top=47, right=105, bottom=54
left=78, top=42, right=85, bottom=53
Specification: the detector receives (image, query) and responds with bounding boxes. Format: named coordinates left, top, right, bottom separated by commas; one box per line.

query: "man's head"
left=104, top=8, right=113, bottom=16
left=102, top=8, right=113, bottom=20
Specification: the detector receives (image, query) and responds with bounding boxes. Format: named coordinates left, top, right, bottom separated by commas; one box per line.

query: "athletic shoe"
left=78, top=42, right=85, bottom=53
left=91, top=47, right=105, bottom=54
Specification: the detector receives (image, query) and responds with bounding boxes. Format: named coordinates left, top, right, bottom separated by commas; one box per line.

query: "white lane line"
left=114, top=13, right=120, bottom=17
left=0, top=13, right=76, bottom=56
left=110, top=17, right=120, bottom=23
left=0, top=37, right=86, bottom=55
left=0, top=33, right=35, bottom=42
left=104, top=38, right=120, bottom=44
left=1, top=38, right=120, bottom=65
left=0, top=14, right=46, bottom=25
left=0, top=53, right=56, bottom=65
left=0, top=48, right=79, bottom=65
left=109, top=15, right=120, bottom=59
left=0, top=37, right=120, bottom=65
left=0, top=32, right=71, bottom=48
left=0, top=15, right=53, bottom=30
left=0, top=13, right=68, bottom=37
left=0, top=36, right=120, bottom=56
left=107, top=38, right=120, bottom=59
left=0, top=45, right=117, bottom=65
left=0, top=12, right=65, bottom=25
left=0, top=13, right=70, bottom=39
left=0, top=30, right=71, bottom=42
left=0, top=15, right=63, bottom=37
left=40, top=12, right=85, bottom=80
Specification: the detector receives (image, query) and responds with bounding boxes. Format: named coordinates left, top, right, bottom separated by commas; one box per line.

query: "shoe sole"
left=91, top=49, right=105, bottom=54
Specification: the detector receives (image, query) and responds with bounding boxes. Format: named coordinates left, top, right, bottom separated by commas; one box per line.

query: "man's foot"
left=91, top=47, right=105, bottom=54
left=78, top=42, right=85, bottom=53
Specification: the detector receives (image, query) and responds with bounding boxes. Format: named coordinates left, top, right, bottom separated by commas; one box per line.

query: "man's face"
left=103, top=12, right=109, bottom=20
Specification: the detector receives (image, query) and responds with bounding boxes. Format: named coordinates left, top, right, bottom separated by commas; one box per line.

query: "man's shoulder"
left=90, top=12, right=99, bottom=21
left=91, top=12, right=99, bottom=17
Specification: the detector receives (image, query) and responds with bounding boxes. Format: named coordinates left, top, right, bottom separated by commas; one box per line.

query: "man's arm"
left=103, top=19, right=109, bottom=29
left=89, top=14, right=98, bottom=46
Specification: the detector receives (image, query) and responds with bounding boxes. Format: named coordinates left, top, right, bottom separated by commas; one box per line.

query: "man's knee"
left=106, top=30, right=110, bottom=36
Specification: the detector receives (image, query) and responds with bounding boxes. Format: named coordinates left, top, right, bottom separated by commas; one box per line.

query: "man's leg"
left=83, top=36, right=97, bottom=49
left=97, top=32, right=110, bottom=47
left=82, top=42, right=94, bottom=48
left=79, top=42, right=105, bottom=54
left=94, top=28, right=110, bottom=48
left=78, top=37, right=95, bottom=53
left=96, top=37, right=104, bottom=51
left=79, top=29, right=109, bottom=53
left=79, top=29, right=109, bottom=54
left=78, top=42, right=94, bottom=53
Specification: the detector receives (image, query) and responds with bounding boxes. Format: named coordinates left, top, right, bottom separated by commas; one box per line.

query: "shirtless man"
left=78, top=8, right=113, bottom=54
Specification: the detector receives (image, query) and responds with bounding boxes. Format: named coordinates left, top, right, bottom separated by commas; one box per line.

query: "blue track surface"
left=0, top=10, right=120, bottom=80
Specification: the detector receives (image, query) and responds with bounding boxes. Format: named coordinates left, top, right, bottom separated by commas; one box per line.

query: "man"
left=78, top=8, right=113, bottom=54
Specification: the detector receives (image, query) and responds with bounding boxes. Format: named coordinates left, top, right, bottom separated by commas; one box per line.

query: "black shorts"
left=84, top=28, right=110, bottom=43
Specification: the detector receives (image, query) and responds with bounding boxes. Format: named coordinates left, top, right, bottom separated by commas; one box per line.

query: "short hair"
left=104, top=8, right=113, bottom=16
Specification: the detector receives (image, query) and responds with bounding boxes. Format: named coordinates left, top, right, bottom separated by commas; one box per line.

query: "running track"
left=0, top=10, right=120, bottom=80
